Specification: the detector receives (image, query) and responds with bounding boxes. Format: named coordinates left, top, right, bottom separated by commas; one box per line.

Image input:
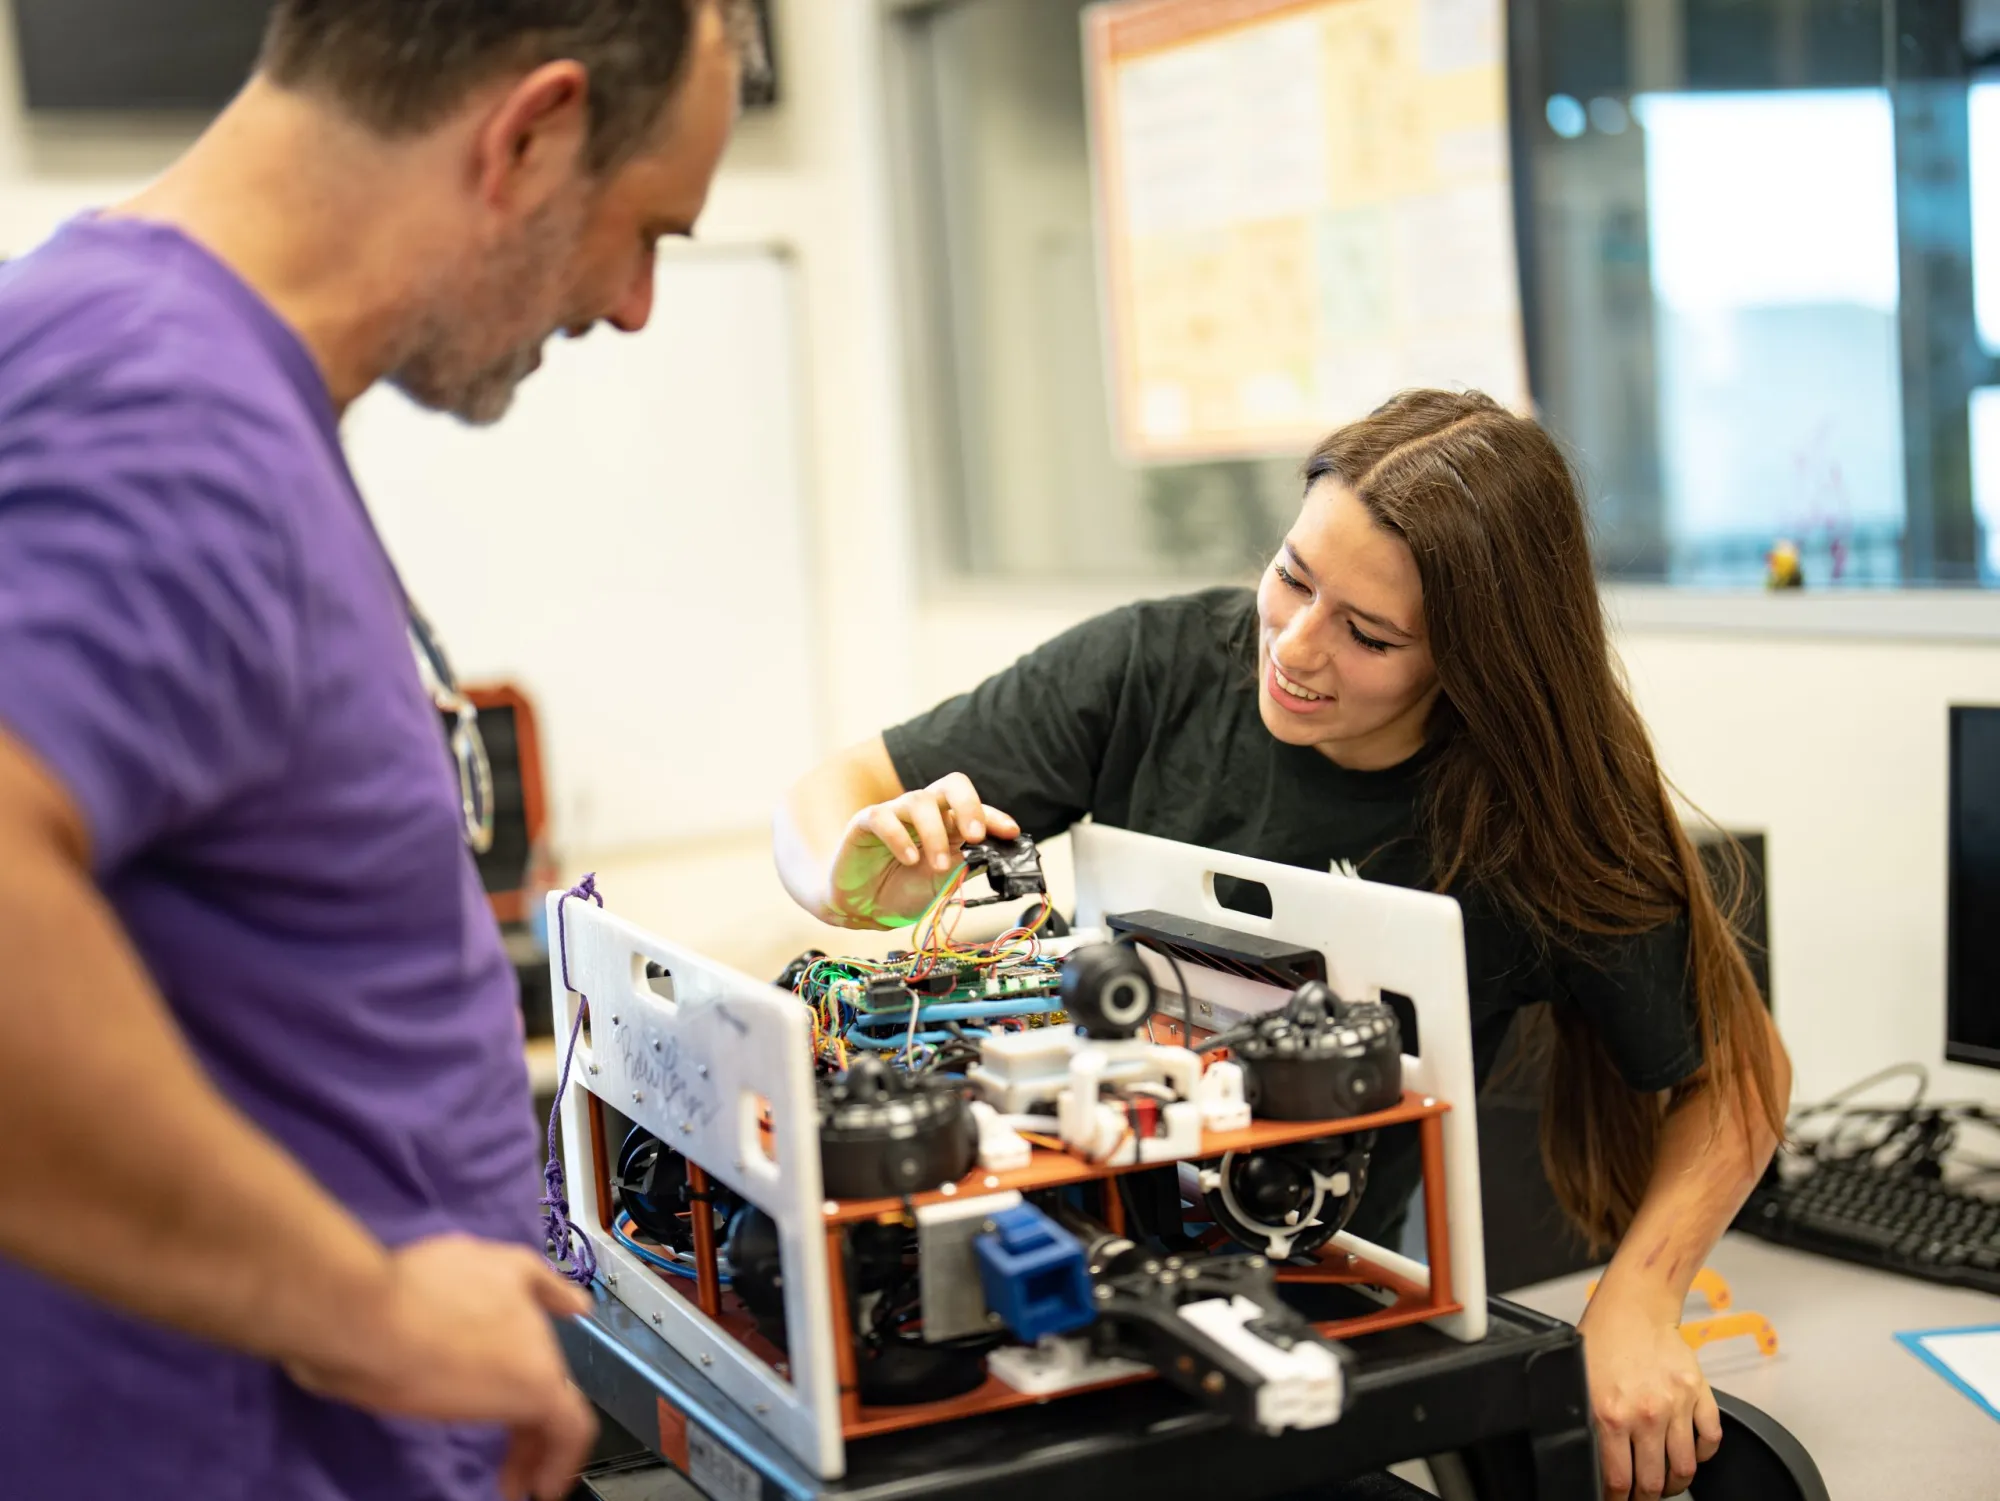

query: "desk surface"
left=1509, top=1231, right=2000, bottom=1501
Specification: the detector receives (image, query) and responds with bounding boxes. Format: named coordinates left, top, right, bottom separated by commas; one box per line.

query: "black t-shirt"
left=884, top=588, right=1703, bottom=1241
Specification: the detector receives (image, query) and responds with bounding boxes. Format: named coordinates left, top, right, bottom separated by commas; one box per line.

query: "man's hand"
left=1579, top=1292, right=1722, bottom=1501
left=286, top=1236, right=596, bottom=1501
left=824, top=771, right=1021, bottom=928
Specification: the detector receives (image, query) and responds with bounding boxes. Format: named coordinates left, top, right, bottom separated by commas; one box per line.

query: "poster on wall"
left=1086, top=0, right=1529, bottom=462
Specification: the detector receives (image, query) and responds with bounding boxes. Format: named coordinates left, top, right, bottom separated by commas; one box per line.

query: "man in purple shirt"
left=0, top=3, right=756, bottom=1498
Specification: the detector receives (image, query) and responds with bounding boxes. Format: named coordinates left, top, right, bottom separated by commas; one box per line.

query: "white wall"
left=1620, top=629, right=2000, bottom=1106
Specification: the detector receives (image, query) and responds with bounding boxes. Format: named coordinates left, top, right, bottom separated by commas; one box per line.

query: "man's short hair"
left=261, top=0, right=767, bottom=171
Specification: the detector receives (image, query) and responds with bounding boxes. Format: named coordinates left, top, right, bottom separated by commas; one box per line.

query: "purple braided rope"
left=541, top=873, right=602, bottom=1284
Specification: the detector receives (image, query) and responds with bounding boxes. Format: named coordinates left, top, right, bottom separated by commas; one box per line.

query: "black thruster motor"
left=1200, top=1138, right=1372, bottom=1260
left=1225, top=980, right=1402, bottom=1121
left=818, top=1055, right=977, bottom=1199
left=614, top=1127, right=740, bottom=1250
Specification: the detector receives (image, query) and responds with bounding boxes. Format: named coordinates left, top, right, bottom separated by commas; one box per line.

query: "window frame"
left=884, top=0, right=2000, bottom=635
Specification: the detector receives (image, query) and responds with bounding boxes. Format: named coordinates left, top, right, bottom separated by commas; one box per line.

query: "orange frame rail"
left=582, top=1088, right=1460, bottom=1442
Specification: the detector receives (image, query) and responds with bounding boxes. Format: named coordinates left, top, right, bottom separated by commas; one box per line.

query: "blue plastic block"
left=973, top=1203, right=1097, bottom=1342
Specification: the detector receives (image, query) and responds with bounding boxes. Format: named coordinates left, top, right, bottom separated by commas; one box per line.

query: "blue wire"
left=613, top=1212, right=731, bottom=1285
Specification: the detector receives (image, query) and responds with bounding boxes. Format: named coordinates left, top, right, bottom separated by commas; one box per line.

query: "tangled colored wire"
left=791, top=867, right=1062, bottom=1070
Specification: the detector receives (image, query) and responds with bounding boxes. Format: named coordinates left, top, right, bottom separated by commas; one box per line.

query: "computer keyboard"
left=1735, top=1158, right=2000, bottom=1295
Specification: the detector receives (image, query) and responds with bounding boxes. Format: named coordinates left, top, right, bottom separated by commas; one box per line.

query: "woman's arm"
left=1580, top=1009, right=1792, bottom=1501
left=772, top=735, right=1020, bottom=928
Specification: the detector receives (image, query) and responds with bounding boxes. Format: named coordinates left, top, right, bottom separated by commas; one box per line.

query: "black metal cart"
left=560, top=1282, right=1600, bottom=1501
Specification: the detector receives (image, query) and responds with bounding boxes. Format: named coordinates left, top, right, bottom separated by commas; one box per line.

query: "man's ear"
left=472, top=61, right=591, bottom=213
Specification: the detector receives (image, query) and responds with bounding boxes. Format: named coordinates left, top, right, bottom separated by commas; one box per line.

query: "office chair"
left=1693, top=1390, right=1830, bottom=1501
left=1411, top=1387, right=1826, bottom=1501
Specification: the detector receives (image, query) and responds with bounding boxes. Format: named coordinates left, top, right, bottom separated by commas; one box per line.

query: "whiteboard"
left=1086, top=0, right=1529, bottom=462
left=344, top=245, right=820, bottom=856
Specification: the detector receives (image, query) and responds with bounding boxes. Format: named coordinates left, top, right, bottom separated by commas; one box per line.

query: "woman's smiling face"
left=1254, top=478, right=1441, bottom=770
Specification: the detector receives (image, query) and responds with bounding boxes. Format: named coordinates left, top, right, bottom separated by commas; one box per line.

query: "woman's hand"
left=1578, top=1291, right=1722, bottom=1500
left=823, top=772, right=1021, bottom=928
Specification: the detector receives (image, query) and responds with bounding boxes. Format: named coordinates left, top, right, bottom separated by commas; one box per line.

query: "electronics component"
left=1060, top=942, right=1157, bottom=1039
left=967, top=1027, right=1078, bottom=1114
left=1058, top=1039, right=1203, bottom=1165
left=984, top=1334, right=1152, bottom=1396
left=972, top=1203, right=1097, bottom=1343
left=774, top=949, right=827, bottom=991
left=966, top=945, right=1210, bottom=1166
left=962, top=835, right=1049, bottom=906
left=784, top=863, right=1064, bottom=1065
left=817, top=1056, right=977, bottom=1199
left=1088, top=1253, right=1349, bottom=1434
left=914, top=1191, right=1021, bottom=1343
left=1210, top=981, right=1402, bottom=1121
left=968, top=1100, right=1031, bottom=1172
left=1200, top=1140, right=1372, bottom=1260
left=1195, top=1059, right=1252, bottom=1132
left=1107, top=909, right=1327, bottom=991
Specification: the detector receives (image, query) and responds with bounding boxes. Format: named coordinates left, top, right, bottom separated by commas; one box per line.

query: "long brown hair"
left=1305, top=389, right=1782, bottom=1247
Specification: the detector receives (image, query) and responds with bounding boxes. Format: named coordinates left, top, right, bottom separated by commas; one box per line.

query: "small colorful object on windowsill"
left=1766, top=539, right=1805, bottom=590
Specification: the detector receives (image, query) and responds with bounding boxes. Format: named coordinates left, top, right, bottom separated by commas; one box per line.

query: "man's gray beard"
left=393, top=338, right=544, bottom=427
left=387, top=205, right=580, bottom=426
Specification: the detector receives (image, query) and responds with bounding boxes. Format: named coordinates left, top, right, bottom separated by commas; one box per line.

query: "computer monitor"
left=1947, top=706, right=2000, bottom=1069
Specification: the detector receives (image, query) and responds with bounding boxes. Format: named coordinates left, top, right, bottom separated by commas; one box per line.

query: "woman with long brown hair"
left=774, top=388, right=1790, bottom=1501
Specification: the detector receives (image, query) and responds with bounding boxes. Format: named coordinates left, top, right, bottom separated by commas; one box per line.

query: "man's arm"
left=0, top=727, right=593, bottom=1500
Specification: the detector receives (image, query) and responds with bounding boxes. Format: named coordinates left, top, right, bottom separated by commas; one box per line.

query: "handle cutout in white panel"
left=1382, top=991, right=1419, bottom=1056
left=739, top=1090, right=783, bottom=1184
left=1209, top=872, right=1275, bottom=921
left=629, top=954, right=680, bottom=1015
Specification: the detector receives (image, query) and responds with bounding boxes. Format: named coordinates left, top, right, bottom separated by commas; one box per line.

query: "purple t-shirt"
left=0, top=219, right=541, bottom=1499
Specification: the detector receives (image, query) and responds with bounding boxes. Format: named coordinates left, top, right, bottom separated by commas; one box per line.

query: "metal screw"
left=755, top=1404, right=770, bottom=1416
left=1201, top=1371, right=1225, bottom=1395
left=698, top=1064, right=709, bottom=1078
left=652, top=1039, right=662, bottom=1052
left=699, top=1353, right=713, bottom=1367
left=986, top=1312, right=1003, bottom=1327
left=612, top=1014, right=621, bottom=1026
left=608, top=1273, right=620, bottom=1288
left=652, top=1312, right=663, bottom=1326
left=680, top=1120, right=693, bottom=1134
left=587, top=1062, right=601, bottom=1076
left=982, top=1220, right=998, bottom=1234
left=633, top=1091, right=644, bottom=1104
left=939, top=1182, right=957, bottom=1197
left=1095, top=1286, right=1114, bottom=1301
left=1246, top=1257, right=1266, bottom=1270
left=1165, top=1256, right=1184, bottom=1270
